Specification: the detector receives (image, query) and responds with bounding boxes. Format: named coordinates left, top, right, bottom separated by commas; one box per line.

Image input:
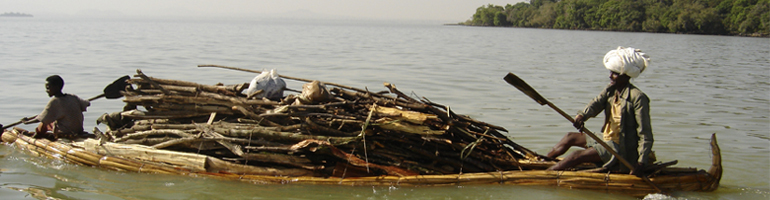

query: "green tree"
left=506, top=2, right=535, bottom=27
left=737, top=0, right=769, bottom=35
left=724, top=0, right=757, bottom=33
left=664, top=0, right=726, bottom=34
left=472, top=4, right=508, bottom=26
left=595, top=0, right=644, bottom=31
left=465, top=0, right=767, bottom=36
left=553, top=0, right=604, bottom=29
left=494, top=10, right=512, bottom=26
left=530, top=1, right=558, bottom=28
left=641, top=0, right=669, bottom=32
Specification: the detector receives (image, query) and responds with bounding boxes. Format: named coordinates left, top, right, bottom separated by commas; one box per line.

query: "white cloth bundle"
left=603, top=46, right=650, bottom=78
left=245, top=69, right=286, bottom=100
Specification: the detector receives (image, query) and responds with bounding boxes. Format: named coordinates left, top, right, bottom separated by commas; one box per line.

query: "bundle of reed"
left=95, top=69, right=551, bottom=177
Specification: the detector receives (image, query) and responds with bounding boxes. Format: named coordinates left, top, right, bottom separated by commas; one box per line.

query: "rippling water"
left=1, top=17, right=768, bottom=199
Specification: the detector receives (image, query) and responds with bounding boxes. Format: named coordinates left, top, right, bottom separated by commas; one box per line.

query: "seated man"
left=24, top=75, right=90, bottom=139
left=546, top=47, right=653, bottom=176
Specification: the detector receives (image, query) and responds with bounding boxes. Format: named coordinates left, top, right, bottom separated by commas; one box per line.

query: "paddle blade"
left=103, top=75, right=131, bottom=99
left=503, top=72, right=549, bottom=105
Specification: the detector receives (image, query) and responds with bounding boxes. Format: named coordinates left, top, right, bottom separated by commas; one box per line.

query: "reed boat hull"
left=1, top=129, right=721, bottom=198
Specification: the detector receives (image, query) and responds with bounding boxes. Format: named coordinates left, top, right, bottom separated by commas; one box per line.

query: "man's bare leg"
left=548, top=147, right=603, bottom=170
left=547, top=132, right=588, bottom=159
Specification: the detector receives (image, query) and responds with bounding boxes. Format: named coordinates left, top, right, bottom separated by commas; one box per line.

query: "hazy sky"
left=1, top=0, right=527, bottom=21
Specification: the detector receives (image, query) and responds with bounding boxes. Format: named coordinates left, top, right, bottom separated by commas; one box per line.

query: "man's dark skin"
left=22, top=80, right=65, bottom=135
left=36, top=81, right=65, bottom=134
left=545, top=71, right=644, bottom=176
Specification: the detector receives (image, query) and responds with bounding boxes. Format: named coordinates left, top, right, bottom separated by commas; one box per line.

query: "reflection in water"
left=5, top=186, right=60, bottom=200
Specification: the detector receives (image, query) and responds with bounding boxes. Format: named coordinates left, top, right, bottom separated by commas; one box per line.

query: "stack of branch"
left=100, top=69, right=549, bottom=177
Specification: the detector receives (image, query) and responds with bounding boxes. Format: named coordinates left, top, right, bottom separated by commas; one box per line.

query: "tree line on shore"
left=462, top=0, right=768, bottom=36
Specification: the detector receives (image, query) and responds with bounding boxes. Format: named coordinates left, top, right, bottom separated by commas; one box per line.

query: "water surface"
left=1, top=17, right=768, bottom=199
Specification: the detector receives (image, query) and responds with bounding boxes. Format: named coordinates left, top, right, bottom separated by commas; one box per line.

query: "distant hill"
left=1, top=12, right=33, bottom=17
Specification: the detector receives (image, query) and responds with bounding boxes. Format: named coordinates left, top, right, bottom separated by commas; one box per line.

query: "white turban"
left=603, top=46, right=650, bottom=78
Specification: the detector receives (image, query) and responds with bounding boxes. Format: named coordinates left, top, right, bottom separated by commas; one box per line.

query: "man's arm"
left=634, top=93, right=654, bottom=165
left=31, top=98, right=62, bottom=133
left=578, top=85, right=612, bottom=120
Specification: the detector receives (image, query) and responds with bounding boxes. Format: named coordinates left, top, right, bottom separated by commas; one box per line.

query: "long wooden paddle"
left=503, top=72, right=662, bottom=193
left=1, top=75, right=131, bottom=130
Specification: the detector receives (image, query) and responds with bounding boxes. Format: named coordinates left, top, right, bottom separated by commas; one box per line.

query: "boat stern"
left=705, top=133, right=722, bottom=191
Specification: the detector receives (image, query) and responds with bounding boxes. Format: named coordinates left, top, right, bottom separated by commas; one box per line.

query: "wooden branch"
left=240, top=152, right=320, bottom=170
left=195, top=123, right=244, bottom=156
left=114, top=129, right=196, bottom=143
left=211, top=127, right=358, bottom=145
left=303, top=118, right=357, bottom=137
left=136, top=69, right=170, bottom=95
left=133, top=73, right=238, bottom=96
left=198, top=64, right=392, bottom=99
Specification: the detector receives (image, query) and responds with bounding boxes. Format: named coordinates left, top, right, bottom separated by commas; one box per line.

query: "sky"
left=1, top=0, right=527, bottom=22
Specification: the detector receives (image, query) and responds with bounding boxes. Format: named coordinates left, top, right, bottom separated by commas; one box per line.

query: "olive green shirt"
left=579, top=83, right=653, bottom=171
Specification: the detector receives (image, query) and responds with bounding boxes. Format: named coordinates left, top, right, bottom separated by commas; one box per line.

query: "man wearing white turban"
left=546, top=47, right=653, bottom=176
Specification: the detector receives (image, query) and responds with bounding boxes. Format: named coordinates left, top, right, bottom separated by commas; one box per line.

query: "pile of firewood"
left=96, top=67, right=547, bottom=177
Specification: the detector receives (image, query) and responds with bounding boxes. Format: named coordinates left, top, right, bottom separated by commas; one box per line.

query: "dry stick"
left=197, top=64, right=396, bottom=100
left=136, top=69, right=170, bottom=95
left=358, top=103, right=377, bottom=173
left=151, top=135, right=264, bottom=149
left=304, top=118, right=357, bottom=137
left=155, top=104, right=235, bottom=115
left=211, top=127, right=357, bottom=145
left=108, top=124, right=152, bottom=137
left=131, top=75, right=242, bottom=96
left=231, top=106, right=284, bottom=128
left=239, top=152, right=320, bottom=170
left=423, top=99, right=508, bottom=132
left=121, top=69, right=549, bottom=174
left=414, top=92, right=541, bottom=160
left=114, top=129, right=196, bottom=143
left=383, top=82, right=527, bottom=160
left=123, top=95, right=275, bottom=107
left=121, top=137, right=178, bottom=146
left=331, top=88, right=424, bottom=111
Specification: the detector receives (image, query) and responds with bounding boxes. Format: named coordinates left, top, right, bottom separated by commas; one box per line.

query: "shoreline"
left=446, top=24, right=769, bottom=38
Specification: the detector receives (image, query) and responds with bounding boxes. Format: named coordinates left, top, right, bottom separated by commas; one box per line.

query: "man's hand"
left=21, top=117, right=38, bottom=124
left=573, top=115, right=585, bottom=130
